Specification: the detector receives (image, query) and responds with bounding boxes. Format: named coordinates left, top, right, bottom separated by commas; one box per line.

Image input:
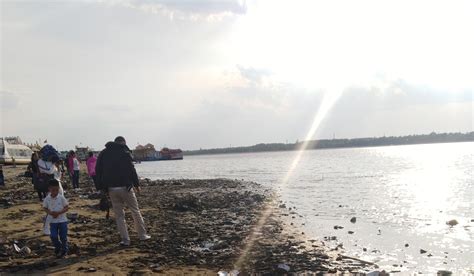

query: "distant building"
left=75, top=146, right=91, bottom=161
left=132, top=143, right=183, bottom=161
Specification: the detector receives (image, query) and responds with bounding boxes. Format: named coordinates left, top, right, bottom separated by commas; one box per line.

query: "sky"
left=1, top=0, right=473, bottom=151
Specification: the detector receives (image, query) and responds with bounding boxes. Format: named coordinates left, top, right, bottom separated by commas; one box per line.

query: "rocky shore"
left=0, top=165, right=378, bottom=275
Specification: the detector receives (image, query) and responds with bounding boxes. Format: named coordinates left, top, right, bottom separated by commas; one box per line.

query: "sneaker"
left=139, top=235, right=151, bottom=241
left=119, top=241, right=130, bottom=246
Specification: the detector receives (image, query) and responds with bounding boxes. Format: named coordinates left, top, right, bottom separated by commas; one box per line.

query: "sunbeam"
left=234, top=89, right=344, bottom=269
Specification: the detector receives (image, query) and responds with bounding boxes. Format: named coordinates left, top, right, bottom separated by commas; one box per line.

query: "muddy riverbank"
left=0, top=165, right=379, bottom=275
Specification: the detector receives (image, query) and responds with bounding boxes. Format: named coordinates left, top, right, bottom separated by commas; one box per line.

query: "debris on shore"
left=0, top=165, right=374, bottom=274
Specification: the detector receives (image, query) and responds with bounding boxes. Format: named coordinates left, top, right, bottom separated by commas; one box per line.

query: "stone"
left=446, top=219, right=458, bottom=226
left=277, top=263, right=290, bottom=271
left=420, top=249, right=427, bottom=254
left=350, top=217, right=356, bottom=223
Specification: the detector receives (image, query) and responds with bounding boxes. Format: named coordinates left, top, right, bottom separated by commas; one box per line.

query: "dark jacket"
left=95, top=141, right=139, bottom=191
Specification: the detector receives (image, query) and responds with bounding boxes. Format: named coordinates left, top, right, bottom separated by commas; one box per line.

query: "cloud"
left=96, top=104, right=133, bottom=113
left=236, top=65, right=271, bottom=84
left=0, top=91, right=21, bottom=110
left=103, top=0, right=247, bottom=20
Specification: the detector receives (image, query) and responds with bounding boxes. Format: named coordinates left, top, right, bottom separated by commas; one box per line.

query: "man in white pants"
left=95, top=136, right=150, bottom=246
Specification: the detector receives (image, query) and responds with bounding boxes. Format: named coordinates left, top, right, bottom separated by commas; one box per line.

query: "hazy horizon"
left=1, top=0, right=473, bottom=151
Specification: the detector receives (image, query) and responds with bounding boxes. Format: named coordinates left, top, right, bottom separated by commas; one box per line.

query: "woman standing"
left=86, top=152, right=98, bottom=190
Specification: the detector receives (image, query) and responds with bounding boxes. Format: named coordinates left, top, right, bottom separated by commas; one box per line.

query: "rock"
left=348, top=231, right=354, bottom=234
left=446, top=219, right=458, bottom=226
left=278, top=204, right=286, bottom=209
left=67, top=212, right=79, bottom=222
left=333, top=225, right=344, bottom=230
left=19, top=246, right=31, bottom=255
left=218, top=271, right=239, bottom=276
left=367, top=271, right=389, bottom=276
left=363, top=247, right=367, bottom=252
left=405, top=243, right=409, bottom=247
left=350, top=217, right=356, bottom=223
left=150, top=264, right=162, bottom=272
left=420, top=249, right=427, bottom=254
left=437, top=270, right=452, bottom=276
left=277, top=263, right=290, bottom=272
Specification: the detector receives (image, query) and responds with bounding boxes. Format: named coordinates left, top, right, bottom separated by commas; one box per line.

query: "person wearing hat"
left=95, top=136, right=150, bottom=246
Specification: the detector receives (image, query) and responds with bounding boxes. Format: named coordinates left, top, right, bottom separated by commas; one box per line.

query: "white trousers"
left=108, top=187, right=148, bottom=243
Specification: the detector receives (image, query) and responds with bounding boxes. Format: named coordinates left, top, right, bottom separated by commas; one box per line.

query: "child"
left=43, top=179, right=69, bottom=258
left=43, top=156, right=65, bottom=236
left=52, top=156, right=64, bottom=195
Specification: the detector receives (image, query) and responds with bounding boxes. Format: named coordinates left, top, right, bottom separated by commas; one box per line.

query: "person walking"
left=0, top=164, right=4, bottom=188
left=29, top=152, right=44, bottom=200
left=68, top=151, right=80, bottom=189
left=95, top=136, right=150, bottom=246
left=37, top=154, right=55, bottom=200
left=86, top=152, right=98, bottom=190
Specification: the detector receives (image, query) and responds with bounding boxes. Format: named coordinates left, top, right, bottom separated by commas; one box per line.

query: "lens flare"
left=234, top=89, right=344, bottom=269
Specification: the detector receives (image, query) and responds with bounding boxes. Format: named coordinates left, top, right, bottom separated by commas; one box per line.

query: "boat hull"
left=0, top=157, right=31, bottom=165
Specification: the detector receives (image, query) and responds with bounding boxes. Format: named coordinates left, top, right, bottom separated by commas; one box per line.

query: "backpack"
left=40, top=145, right=60, bottom=161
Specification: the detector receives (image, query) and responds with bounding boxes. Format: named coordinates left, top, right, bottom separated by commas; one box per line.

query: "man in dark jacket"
left=96, top=136, right=150, bottom=246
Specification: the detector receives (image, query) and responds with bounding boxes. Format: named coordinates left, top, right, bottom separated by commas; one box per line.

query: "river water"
left=135, top=142, right=474, bottom=274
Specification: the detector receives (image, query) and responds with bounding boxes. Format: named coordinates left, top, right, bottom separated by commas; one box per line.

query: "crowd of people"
left=24, top=136, right=149, bottom=259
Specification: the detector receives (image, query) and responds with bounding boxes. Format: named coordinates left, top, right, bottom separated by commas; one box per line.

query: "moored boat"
left=158, top=148, right=183, bottom=160
left=0, top=137, right=34, bottom=165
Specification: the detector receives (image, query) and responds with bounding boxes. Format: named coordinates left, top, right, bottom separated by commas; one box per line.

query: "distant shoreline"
left=184, top=132, right=474, bottom=156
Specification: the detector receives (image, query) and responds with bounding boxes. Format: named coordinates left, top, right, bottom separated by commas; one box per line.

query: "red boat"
left=158, top=148, right=183, bottom=160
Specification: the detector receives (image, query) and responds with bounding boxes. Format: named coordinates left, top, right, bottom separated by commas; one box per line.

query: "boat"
left=158, top=148, right=183, bottom=160
left=0, top=137, right=34, bottom=165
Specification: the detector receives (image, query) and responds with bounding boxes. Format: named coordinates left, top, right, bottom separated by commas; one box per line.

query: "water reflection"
left=135, top=142, right=474, bottom=273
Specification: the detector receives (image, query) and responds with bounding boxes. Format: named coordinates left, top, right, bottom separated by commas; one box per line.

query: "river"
left=135, top=142, right=474, bottom=274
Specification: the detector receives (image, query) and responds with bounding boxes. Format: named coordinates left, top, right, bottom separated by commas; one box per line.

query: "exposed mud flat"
left=0, top=166, right=377, bottom=275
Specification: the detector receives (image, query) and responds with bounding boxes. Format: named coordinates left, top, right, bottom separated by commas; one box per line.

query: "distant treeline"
left=184, top=132, right=474, bottom=156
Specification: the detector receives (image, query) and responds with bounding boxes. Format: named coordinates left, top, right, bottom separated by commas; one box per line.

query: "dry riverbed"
left=0, top=165, right=380, bottom=275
